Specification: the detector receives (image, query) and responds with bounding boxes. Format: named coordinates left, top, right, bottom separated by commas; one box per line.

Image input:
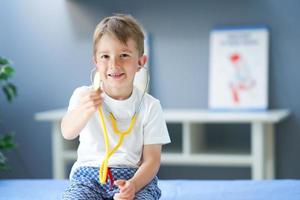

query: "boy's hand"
left=79, top=88, right=103, bottom=117
left=61, top=87, right=103, bottom=140
left=113, top=179, right=136, bottom=200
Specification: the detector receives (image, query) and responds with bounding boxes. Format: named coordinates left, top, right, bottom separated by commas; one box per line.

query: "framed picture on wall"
left=208, top=26, right=269, bottom=111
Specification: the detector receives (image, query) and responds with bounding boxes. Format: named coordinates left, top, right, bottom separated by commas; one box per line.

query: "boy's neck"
left=104, top=85, right=133, bottom=100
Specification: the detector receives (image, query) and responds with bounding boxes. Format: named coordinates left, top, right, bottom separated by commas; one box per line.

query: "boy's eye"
left=120, top=54, right=130, bottom=58
left=100, top=55, right=109, bottom=59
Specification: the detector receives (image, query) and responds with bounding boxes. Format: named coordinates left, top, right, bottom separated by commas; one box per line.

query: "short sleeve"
left=67, top=86, right=89, bottom=111
left=143, top=100, right=171, bottom=145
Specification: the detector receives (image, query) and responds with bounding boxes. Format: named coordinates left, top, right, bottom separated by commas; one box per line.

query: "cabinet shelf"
left=162, top=153, right=251, bottom=166
left=35, top=108, right=290, bottom=180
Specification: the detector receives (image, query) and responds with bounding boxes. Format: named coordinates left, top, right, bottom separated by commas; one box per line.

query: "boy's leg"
left=62, top=182, right=103, bottom=200
left=62, top=166, right=104, bottom=200
left=134, top=176, right=161, bottom=200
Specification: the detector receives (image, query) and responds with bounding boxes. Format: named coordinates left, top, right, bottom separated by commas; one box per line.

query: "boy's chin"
left=105, top=82, right=132, bottom=90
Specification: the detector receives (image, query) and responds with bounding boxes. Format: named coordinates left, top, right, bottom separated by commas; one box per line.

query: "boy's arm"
left=114, top=144, right=161, bottom=199
left=130, top=144, right=161, bottom=191
left=61, top=106, right=93, bottom=140
left=61, top=88, right=102, bottom=140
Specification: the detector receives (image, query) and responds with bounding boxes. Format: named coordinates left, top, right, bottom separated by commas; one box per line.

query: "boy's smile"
left=108, top=72, right=125, bottom=79
left=93, top=34, right=146, bottom=100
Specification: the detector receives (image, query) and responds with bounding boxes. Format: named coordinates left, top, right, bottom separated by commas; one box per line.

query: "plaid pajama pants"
left=62, top=166, right=161, bottom=200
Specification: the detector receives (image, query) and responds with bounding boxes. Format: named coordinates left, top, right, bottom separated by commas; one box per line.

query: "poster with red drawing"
left=208, top=27, right=269, bottom=110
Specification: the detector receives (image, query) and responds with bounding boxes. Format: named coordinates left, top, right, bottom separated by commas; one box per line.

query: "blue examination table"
left=0, top=179, right=299, bottom=199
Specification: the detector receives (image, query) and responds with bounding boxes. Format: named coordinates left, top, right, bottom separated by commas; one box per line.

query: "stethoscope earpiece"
left=93, top=71, right=101, bottom=91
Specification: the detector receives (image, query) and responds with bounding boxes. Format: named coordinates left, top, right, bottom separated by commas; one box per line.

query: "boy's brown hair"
left=93, top=14, right=145, bottom=57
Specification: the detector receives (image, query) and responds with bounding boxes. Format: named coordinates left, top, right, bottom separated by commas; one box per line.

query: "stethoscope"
left=90, top=67, right=149, bottom=189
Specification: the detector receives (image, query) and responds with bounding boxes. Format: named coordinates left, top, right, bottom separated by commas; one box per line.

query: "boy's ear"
left=93, top=56, right=97, bottom=65
left=138, top=55, right=148, bottom=70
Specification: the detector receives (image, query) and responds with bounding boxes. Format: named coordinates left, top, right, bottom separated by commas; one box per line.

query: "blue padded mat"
left=0, top=179, right=300, bottom=200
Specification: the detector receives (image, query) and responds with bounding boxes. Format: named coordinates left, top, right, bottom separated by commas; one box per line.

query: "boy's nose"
left=110, top=57, right=121, bottom=69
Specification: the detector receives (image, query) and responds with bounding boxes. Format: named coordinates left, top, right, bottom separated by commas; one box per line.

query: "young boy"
left=61, top=14, right=171, bottom=200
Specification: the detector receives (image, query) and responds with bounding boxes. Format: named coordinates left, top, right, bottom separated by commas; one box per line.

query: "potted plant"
left=0, top=56, right=17, bottom=170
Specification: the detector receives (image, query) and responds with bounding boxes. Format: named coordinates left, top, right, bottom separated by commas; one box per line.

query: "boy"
left=61, top=14, right=171, bottom=200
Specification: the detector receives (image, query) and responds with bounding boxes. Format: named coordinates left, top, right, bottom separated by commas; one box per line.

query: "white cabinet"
left=35, top=109, right=289, bottom=180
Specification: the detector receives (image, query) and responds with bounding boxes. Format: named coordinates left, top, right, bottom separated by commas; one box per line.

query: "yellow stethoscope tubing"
left=92, top=71, right=139, bottom=184
left=98, top=107, right=137, bottom=184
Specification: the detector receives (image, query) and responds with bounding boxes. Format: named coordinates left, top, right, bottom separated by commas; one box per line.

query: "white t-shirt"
left=68, top=86, right=171, bottom=178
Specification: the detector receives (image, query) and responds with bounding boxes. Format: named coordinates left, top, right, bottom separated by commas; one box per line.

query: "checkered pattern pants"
left=62, top=166, right=161, bottom=200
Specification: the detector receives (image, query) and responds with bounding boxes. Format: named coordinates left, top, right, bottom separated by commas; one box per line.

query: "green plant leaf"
left=0, top=66, right=15, bottom=80
left=0, top=57, right=9, bottom=65
left=0, top=57, right=17, bottom=171
left=0, top=164, right=8, bottom=170
left=0, top=151, right=9, bottom=170
left=2, top=83, right=17, bottom=102
left=0, top=151, right=6, bottom=163
left=0, top=133, right=16, bottom=150
left=0, top=152, right=9, bottom=170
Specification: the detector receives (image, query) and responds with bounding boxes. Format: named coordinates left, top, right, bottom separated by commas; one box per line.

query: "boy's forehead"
left=97, top=34, right=138, bottom=52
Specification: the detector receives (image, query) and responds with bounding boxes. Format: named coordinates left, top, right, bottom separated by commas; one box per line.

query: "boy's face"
left=93, top=34, right=146, bottom=96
